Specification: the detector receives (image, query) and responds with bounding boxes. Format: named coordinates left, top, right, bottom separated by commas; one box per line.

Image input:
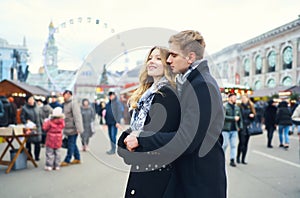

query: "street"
left=0, top=123, right=299, bottom=198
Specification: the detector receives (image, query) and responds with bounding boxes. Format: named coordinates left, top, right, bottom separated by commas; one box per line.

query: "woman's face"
left=146, top=48, right=164, bottom=78
left=241, top=95, right=248, bottom=104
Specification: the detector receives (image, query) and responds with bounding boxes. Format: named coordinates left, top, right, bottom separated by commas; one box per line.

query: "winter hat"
left=51, top=107, right=64, bottom=118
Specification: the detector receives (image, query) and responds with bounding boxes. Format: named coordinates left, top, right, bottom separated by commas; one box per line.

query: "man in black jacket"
left=124, top=30, right=226, bottom=198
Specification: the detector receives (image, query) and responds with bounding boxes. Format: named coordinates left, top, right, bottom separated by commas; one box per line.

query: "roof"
left=251, top=86, right=291, bottom=97
left=285, top=85, right=300, bottom=95
left=0, top=79, right=50, bottom=96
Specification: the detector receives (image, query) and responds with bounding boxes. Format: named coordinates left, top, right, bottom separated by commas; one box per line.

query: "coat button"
left=131, top=190, right=135, bottom=195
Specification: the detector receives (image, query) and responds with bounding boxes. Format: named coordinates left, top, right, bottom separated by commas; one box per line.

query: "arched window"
left=244, top=58, right=250, bottom=76
left=255, top=55, right=262, bottom=74
left=282, top=46, right=292, bottom=70
left=267, top=51, right=276, bottom=72
left=282, top=76, right=292, bottom=86
left=267, top=78, right=276, bottom=88
left=254, top=80, right=262, bottom=90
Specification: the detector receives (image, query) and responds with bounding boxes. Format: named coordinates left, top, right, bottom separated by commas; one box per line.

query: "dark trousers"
left=267, top=125, right=276, bottom=146
left=26, top=142, right=41, bottom=160
left=237, top=128, right=250, bottom=162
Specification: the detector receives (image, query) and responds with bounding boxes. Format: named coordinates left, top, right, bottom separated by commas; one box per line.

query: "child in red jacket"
left=42, top=107, right=65, bottom=171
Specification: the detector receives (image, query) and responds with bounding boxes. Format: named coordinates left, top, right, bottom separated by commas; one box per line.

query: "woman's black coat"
left=118, top=85, right=181, bottom=198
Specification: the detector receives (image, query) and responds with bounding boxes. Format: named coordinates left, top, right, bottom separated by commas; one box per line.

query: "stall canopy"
left=0, top=79, right=50, bottom=97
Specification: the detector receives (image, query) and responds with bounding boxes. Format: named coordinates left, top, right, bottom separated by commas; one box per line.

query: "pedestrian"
left=49, top=95, right=63, bottom=109
left=104, top=90, right=123, bottom=155
left=8, top=97, right=17, bottom=125
left=0, top=99, right=4, bottom=119
left=291, top=104, right=300, bottom=137
left=99, top=100, right=106, bottom=125
left=20, top=95, right=42, bottom=161
left=60, top=90, right=84, bottom=167
left=117, top=46, right=181, bottom=198
left=42, top=107, right=65, bottom=171
left=124, top=30, right=226, bottom=197
left=0, top=96, right=13, bottom=127
left=222, top=93, right=243, bottom=167
left=39, top=97, right=53, bottom=147
left=80, top=98, right=95, bottom=151
left=264, top=99, right=277, bottom=148
left=276, top=100, right=293, bottom=149
left=237, top=95, right=256, bottom=164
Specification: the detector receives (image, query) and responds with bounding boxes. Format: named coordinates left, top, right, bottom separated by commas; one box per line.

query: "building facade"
left=210, top=17, right=300, bottom=92
left=0, top=37, right=29, bottom=82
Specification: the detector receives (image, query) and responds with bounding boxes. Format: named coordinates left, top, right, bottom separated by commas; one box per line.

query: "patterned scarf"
left=176, top=59, right=204, bottom=98
left=130, top=77, right=169, bottom=131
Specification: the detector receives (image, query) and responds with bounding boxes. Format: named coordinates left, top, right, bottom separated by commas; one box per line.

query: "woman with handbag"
left=237, top=95, right=256, bottom=164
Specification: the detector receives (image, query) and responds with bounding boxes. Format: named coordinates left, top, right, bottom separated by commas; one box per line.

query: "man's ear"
left=187, top=52, right=196, bottom=64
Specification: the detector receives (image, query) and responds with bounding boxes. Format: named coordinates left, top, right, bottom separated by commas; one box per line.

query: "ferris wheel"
left=42, top=16, right=129, bottom=92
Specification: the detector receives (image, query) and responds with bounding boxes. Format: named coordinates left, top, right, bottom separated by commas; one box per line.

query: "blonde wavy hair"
left=128, top=46, right=176, bottom=109
left=169, top=30, right=206, bottom=59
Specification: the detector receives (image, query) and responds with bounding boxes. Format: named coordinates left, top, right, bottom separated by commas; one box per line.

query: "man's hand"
left=124, top=134, right=139, bottom=152
left=235, top=116, right=240, bottom=121
left=116, top=123, right=123, bottom=130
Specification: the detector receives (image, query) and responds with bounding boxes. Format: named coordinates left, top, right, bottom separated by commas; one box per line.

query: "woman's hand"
left=124, top=134, right=139, bottom=152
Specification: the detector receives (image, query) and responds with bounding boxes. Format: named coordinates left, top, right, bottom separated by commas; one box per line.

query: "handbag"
left=62, top=137, right=68, bottom=149
left=247, top=121, right=263, bottom=136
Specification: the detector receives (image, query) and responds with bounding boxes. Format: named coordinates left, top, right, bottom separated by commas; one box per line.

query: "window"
left=282, top=47, right=292, bottom=70
left=254, top=80, right=262, bottom=90
left=244, top=58, right=250, bottom=76
left=255, top=55, right=262, bottom=74
left=282, top=76, right=292, bottom=86
left=267, top=51, right=276, bottom=72
left=267, top=78, right=276, bottom=88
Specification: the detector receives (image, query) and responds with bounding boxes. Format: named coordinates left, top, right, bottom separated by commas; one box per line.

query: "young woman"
left=117, top=46, right=181, bottom=198
left=237, top=95, right=256, bottom=164
left=80, top=98, right=95, bottom=151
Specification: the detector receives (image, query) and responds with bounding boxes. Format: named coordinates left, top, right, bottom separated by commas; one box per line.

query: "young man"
left=222, top=93, right=243, bottom=167
left=124, top=30, right=227, bottom=197
left=105, top=91, right=124, bottom=155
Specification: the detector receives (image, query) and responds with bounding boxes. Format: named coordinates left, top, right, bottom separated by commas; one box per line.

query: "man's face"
left=63, top=93, right=71, bottom=101
left=167, top=43, right=190, bottom=74
left=229, top=95, right=237, bottom=104
left=109, top=94, right=116, bottom=101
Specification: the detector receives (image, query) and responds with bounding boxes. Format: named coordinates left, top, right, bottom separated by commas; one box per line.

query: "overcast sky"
left=0, top=0, right=299, bottom=73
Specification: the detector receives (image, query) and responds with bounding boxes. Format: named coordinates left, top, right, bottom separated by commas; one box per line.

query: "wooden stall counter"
left=0, top=126, right=38, bottom=173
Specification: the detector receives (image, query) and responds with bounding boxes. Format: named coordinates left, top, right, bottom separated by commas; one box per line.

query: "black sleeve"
left=138, top=78, right=224, bottom=158
left=136, top=86, right=180, bottom=152
left=117, top=86, right=181, bottom=165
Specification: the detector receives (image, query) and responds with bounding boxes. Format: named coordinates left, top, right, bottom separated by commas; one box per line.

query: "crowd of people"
left=222, top=93, right=300, bottom=167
